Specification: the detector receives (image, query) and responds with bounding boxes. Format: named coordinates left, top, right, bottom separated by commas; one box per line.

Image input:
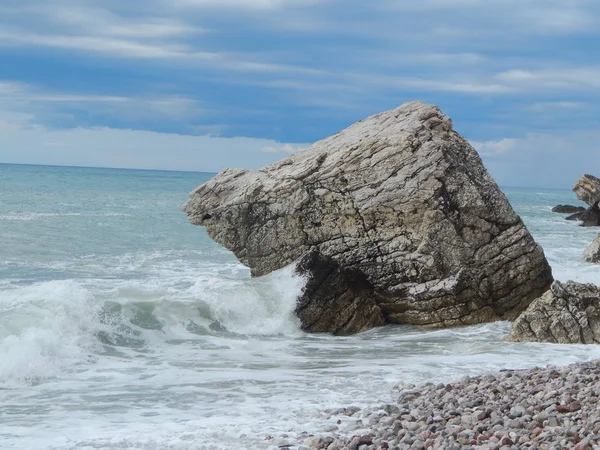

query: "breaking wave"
left=0, top=265, right=306, bottom=386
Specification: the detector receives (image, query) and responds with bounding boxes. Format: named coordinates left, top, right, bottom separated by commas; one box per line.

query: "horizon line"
left=0, top=162, right=218, bottom=176
left=0, top=161, right=577, bottom=191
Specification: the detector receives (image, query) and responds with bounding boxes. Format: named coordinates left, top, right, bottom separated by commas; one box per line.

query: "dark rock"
left=566, top=211, right=584, bottom=221
left=566, top=205, right=600, bottom=226
left=553, top=205, right=586, bottom=214
left=294, top=250, right=385, bottom=334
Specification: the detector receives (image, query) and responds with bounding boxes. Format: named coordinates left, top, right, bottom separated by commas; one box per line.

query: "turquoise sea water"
left=1, top=164, right=600, bottom=450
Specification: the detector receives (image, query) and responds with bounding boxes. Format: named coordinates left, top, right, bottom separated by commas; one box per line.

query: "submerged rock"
left=565, top=204, right=600, bottom=226
left=552, top=204, right=585, bottom=214
left=584, top=234, right=600, bottom=263
left=565, top=211, right=584, bottom=221
left=505, top=281, right=600, bottom=344
left=184, top=101, right=553, bottom=334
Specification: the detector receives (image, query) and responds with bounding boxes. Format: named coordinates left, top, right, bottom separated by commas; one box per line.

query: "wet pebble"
left=295, top=361, right=600, bottom=449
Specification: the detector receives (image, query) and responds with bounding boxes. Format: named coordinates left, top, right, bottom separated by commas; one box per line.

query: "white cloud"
left=170, top=0, right=324, bottom=9
left=526, top=101, right=588, bottom=112
left=0, top=79, right=306, bottom=172
left=260, top=143, right=305, bottom=153
left=382, top=0, right=600, bottom=34
left=0, top=2, right=323, bottom=74
left=477, top=131, right=600, bottom=188
left=0, top=80, right=204, bottom=124
left=471, top=138, right=518, bottom=157
left=495, top=68, right=600, bottom=91
left=0, top=124, right=308, bottom=172
left=344, top=73, right=513, bottom=94
left=0, top=29, right=213, bottom=60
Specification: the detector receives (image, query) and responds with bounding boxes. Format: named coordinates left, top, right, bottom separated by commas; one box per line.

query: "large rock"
left=505, top=281, right=600, bottom=344
left=574, top=174, right=600, bottom=207
left=184, top=101, right=553, bottom=335
left=584, top=234, right=600, bottom=263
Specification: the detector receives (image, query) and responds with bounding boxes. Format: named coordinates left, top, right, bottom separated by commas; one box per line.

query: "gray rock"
left=584, top=234, right=600, bottom=263
left=184, top=101, right=553, bottom=334
left=568, top=175, right=600, bottom=226
left=552, top=205, right=585, bottom=214
left=566, top=205, right=600, bottom=226
left=574, top=174, right=600, bottom=207
left=504, top=280, right=600, bottom=344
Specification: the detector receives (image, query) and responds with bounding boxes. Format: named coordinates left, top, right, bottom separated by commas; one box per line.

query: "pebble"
left=294, top=361, right=600, bottom=449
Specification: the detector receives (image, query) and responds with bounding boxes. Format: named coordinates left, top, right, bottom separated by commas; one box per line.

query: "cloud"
left=260, top=143, right=305, bottom=153
left=0, top=124, right=308, bottom=172
left=0, top=80, right=307, bottom=173
left=0, top=1, right=326, bottom=75
left=477, top=131, right=600, bottom=188
left=170, top=0, right=324, bottom=9
left=0, top=0, right=599, bottom=190
left=526, top=101, right=587, bottom=112
left=0, top=80, right=204, bottom=128
left=495, top=68, right=600, bottom=91
left=471, top=138, right=518, bottom=157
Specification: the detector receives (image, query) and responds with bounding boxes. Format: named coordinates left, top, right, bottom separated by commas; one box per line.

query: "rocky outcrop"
left=552, top=205, right=585, bottom=214
left=505, top=281, right=600, bottom=344
left=570, top=175, right=600, bottom=226
left=565, top=206, right=600, bottom=226
left=184, top=101, right=553, bottom=335
left=574, top=174, right=600, bottom=207
left=584, top=234, right=600, bottom=263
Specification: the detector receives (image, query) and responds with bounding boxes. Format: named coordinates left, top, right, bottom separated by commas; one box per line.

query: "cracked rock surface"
left=574, top=174, right=600, bottom=207
left=183, top=101, right=553, bottom=334
left=505, top=280, right=600, bottom=344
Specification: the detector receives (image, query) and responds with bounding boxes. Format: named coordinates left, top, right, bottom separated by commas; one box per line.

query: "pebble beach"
left=294, top=361, right=600, bottom=450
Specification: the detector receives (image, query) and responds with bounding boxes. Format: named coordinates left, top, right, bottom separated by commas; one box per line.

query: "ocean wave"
left=0, top=265, right=306, bottom=386
left=0, top=280, right=102, bottom=386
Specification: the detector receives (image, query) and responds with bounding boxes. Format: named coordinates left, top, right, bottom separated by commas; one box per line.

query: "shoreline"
left=291, top=360, right=600, bottom=450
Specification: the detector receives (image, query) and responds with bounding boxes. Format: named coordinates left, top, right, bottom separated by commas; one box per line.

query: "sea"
left=1, top=163, right=600, bottom=450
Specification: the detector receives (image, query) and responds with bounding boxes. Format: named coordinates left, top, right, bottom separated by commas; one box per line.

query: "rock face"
left=584, top=234, right=600, bottom=263
left=565, top=206, right=600, bottom=226
left=574, top=174, right=600, bottom=207
left=570, top=174, right=600, bottom=226
left=184, top=101, right=553, bottom=334
left=552, top=204, right=585, bottom=214
left=505, top=281, right=600, bottom=344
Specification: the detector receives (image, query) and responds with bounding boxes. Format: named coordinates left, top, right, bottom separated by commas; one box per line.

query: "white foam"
left=185, top=264, right=306, bottom=336
left=0, top=280, right=101, bottom=386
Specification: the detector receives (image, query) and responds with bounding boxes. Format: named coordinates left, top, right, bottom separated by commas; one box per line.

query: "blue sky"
left=0, top=0, right=599, bottom=187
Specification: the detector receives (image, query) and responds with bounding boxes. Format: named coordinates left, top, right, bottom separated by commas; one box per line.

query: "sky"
left=0, top=0, right=599, bottom=188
